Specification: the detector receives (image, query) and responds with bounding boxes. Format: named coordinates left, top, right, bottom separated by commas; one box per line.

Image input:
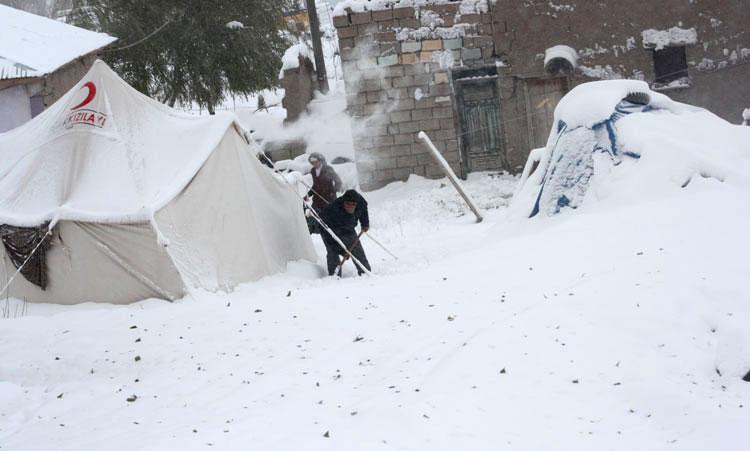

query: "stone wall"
left=335, top=0, right=750, bottom=190
left=280, top=54, right=317, bottom=122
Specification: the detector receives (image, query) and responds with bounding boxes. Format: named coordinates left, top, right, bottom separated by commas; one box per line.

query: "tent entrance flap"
left=0, top=223, right=51, bottom=289
left=1, top=221, right=185, bottom=305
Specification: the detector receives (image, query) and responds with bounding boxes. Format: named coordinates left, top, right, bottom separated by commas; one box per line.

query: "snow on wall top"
left=333, top=0, right=492, bottom=16
left=641, top=27, right=697, bottom=50
left=0, top=5, right=116, bottom=81
left=0, top=60, right=248, bottom=227
left=279, top=42, right=315, bottom=80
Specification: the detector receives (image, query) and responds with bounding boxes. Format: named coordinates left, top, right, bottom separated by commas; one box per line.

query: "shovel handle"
left=336, top=230, right=365, bottom=276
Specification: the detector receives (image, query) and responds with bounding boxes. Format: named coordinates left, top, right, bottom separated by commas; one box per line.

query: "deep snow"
left=2, top=32, right=750, bottom=448
left=2, top=167, right=750, bottom=450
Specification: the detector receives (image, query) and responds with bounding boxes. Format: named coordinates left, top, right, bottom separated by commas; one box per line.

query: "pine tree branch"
left=104, top=19, right=173, bottom=53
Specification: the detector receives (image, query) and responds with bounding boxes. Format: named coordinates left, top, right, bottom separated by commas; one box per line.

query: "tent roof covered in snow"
left=0, top=60, right=242, bottom=227
left=0, top=60, right=316, bottom=305
left=0, top=5, right=116, bottom=80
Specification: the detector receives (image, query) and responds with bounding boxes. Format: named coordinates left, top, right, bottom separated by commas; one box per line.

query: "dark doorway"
left=653, top=46, right=688, bottom=84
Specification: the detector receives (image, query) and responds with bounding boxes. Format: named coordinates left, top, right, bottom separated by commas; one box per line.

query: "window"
left=652, top=46, right=689, bottom=89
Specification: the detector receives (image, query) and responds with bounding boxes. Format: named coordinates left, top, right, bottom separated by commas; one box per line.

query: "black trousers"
left=323, top=232, right=371, bottom=276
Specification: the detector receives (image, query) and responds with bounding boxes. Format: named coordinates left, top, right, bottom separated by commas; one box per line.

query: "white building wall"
left=0, top=84, right=32, bottom=133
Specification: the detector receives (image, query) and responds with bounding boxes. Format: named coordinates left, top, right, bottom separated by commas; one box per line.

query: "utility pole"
left=306, top=0, right=329, bottom=94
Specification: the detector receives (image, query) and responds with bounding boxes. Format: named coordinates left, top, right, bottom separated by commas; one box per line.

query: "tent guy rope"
left=0, top=227, right=51, bottom=299
left=270, top=157, right=399, bottom=261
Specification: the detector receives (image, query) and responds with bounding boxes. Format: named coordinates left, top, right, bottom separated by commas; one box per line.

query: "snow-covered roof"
left=0, top=60, right=247, bottom=227
left=0, top=4, right=117, bottom=81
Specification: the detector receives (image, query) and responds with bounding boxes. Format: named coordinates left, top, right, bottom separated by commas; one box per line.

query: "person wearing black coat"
left=307, top=152, right=342, bottom=212
left=319, top=189, right=371, bottom=276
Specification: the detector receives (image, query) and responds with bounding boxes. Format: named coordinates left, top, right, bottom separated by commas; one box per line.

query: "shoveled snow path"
left=1, top=174, right=748, bottom=450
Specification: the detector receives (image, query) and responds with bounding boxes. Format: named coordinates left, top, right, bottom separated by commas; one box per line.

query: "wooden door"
left=456, top=79, right=508, bottom=173
left=524, top=78, right=568, bottom=149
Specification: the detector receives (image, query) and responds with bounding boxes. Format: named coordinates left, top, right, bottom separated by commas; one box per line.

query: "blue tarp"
left=530, top=100, right=651, bottom=217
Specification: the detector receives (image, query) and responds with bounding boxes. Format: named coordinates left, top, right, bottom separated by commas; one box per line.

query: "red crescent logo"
left=70, top=81, right=97, bottom=110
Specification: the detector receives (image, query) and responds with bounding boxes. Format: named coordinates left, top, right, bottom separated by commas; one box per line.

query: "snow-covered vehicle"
left=511, top=80, right=750, bottom=218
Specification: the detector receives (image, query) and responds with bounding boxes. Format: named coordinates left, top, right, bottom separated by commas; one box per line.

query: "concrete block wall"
left=334, top=2, right=497, bottom=190
left=336, top=0, right=750, bottom=190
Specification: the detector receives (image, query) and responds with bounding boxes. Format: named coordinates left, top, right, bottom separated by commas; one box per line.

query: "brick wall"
left=334, top=3, right=497, bottom=190
left=335, top=0, right=750, bottom=190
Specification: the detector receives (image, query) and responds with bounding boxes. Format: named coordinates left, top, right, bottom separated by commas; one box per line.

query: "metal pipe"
left=417, top=131, right=484, bottom=223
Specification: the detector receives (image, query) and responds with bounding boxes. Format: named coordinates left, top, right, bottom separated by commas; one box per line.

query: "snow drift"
left=511, top=80, right=750, bottom=218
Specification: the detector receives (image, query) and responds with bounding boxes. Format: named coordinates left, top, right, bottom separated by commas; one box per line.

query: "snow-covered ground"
left=2, top=162, right=750, bottom=449
left=2, top=24, right=750, bottom=447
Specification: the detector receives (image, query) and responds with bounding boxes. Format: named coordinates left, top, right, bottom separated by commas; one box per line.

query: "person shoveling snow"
left=306, top=152, right=342, bottom=212
left=319, top=189, right=371, bottom=276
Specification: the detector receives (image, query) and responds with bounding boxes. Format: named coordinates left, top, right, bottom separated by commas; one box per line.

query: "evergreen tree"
left=71, top=0, right=295, bottom=113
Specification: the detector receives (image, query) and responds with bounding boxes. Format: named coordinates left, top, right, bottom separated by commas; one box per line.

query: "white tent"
left=0, top=60, right=316, bottom=305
